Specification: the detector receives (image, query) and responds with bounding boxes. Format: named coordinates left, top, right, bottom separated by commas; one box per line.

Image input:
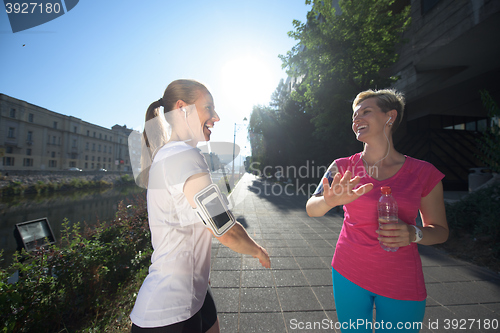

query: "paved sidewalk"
left=210, top=173, right=500, bottom=333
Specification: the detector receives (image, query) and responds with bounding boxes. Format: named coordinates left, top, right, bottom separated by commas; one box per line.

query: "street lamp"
left=231, top=117, right=248, bottom=188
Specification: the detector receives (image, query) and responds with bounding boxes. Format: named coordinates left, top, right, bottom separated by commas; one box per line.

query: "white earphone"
left=386, top=117, right=392, bottom=125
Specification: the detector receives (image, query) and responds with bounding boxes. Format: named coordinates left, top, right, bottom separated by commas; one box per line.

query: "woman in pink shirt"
left=306, top=89, right=449, bottom=332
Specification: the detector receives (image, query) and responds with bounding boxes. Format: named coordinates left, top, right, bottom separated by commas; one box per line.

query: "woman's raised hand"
left=323, top=170, right=373, bottom=207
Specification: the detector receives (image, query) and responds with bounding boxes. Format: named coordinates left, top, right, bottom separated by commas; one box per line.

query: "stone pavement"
left=209, top=173, right=500, bottom=332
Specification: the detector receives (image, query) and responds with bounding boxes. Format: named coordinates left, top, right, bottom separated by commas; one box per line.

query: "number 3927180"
left=5, top=2, right=62, bottom=14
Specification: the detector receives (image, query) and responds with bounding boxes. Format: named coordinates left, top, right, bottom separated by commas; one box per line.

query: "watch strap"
left=412, top=225, right=423, bottom=243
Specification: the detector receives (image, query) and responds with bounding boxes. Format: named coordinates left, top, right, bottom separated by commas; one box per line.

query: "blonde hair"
left=138, top=79, right=210, bottom=187
left=143, top=79, right=210, bottom=148
left=353, top=89, right=405, bottom=133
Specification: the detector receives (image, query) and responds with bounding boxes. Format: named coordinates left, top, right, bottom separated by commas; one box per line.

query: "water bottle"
left=378, top=186, right=399, bottom=252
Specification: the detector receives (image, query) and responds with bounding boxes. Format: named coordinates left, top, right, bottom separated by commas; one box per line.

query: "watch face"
left=417, top=229, right=423, bottom=238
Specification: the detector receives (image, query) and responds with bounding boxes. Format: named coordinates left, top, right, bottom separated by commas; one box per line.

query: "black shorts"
left=131, top=286, right=218, bottom=333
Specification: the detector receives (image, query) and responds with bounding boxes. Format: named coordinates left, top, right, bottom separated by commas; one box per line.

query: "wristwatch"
left=412, top=225, right=423, bottom=243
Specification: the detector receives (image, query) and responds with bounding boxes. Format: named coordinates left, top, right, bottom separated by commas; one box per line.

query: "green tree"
left=249, top=79, right=318, bottom=180
left=248, top=104, right=283, bottom=176
left=280, top=0, right=411, bottom=158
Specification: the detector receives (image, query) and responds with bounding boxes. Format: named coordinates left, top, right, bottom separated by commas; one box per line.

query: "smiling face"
left=193, top=91, right=219, bottom=141
left=352, top=97, right=393, bottom=142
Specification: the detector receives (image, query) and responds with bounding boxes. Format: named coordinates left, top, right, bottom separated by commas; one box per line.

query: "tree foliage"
left=248, top=79, right=317, bottom=179
left=279, top=0, right=411, bottom=157
left=248, top=0, right=411, bottom=181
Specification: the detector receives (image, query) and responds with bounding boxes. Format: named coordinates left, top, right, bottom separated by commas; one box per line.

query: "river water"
left=0, top=185, right=146, bottom=268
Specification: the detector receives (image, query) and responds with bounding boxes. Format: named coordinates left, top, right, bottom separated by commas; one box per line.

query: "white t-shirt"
left=130, top=141, right=213, bottom=328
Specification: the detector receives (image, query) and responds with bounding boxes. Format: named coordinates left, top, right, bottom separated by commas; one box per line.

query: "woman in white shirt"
left=130, top=79, right=271, bottom=333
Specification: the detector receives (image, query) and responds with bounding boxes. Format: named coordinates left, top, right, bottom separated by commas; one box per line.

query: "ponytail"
left=138, top=79, right=209, bottom=188
left=143, top=99, right=164, bottom=149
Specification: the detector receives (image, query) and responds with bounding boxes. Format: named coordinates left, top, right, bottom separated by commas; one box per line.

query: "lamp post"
left=231, top=117, right=248, bottom=188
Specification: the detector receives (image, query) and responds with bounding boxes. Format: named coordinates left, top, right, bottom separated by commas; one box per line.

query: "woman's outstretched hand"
left=323, top=170, right=374, bottom=207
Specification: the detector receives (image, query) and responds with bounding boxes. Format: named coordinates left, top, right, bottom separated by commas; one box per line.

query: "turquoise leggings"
left=332, top=269, right=426, bottom=332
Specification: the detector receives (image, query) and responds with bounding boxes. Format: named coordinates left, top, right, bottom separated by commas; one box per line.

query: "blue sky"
left=0, top=0, right=310, bottom=154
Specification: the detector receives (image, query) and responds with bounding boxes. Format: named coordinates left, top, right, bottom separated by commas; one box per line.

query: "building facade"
left=0, top=94, right=133, bottom=172
left=389, top=0, right=500, bottom=189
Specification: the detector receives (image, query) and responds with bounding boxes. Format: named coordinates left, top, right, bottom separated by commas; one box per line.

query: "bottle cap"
left=380, top=186, right=391, bottom=194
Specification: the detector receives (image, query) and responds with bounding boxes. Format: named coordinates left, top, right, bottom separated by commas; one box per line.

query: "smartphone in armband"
left=193, top=184, right=236, bottom=236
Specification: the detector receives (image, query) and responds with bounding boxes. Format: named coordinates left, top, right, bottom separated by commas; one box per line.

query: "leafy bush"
left=0, top=194, right=150, bottom=333
left=445, top=182, right=500, bottom=254
left=1, top=181, right=28, bottom=196
left=120, top=174, right=134, bottom=183
left=477, top=90, right=500, bottom=173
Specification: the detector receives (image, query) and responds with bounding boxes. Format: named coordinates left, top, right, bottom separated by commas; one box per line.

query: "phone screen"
left=201, top=190, right=232, bottom=229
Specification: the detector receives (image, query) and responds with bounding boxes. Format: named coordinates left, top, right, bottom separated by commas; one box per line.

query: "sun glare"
left=219, top=54, right=279, bottom=117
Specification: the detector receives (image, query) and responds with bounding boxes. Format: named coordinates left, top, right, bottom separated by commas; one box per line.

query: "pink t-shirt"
left=322, top=153, right=444, bottom=301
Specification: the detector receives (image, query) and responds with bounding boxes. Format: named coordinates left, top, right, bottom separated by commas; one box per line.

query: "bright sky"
left=0, top=0, right=310, bottom=157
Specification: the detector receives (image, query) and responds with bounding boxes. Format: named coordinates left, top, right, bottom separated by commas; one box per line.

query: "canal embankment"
left=0, top=170, right=136, bottom=196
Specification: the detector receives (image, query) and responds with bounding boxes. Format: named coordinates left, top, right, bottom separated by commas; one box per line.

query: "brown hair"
left=143, top=79, right=210, bottom=148
left=352, top=89, right=405, bottom=133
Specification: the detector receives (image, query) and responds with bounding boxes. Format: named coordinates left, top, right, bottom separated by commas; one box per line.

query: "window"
left=8, top=127, right=15, bottom=138
left=6, top=147, right=13, bottom=154
left=421, top=0, right=440, bottom=15
left=26, top=149, right=32, bottom=156
left=93, top=132, right=96, bottom=138
left=23, top=158, right=33, bottom=167
left=97, top=157, right=101, bottom=162
left=87, top=130, right=90, bottom=136
left=85, top=162, right=88, bottom=169
left=28, top=113, right=34, bottom=122
left=104, top=146, right=107, bottom=153
left=3, top=157, right=15, bottom=166
left=119, top=138, right=122, bottom=144
left=105, top=135, right=107, bottom=140
left=92, top=156, right=95, bottom=161
left=74, top=126, right=78, bottom=133
left=99, top=133, right=102, bottom=139
left=91, top=163, right=94, bottom=169
left=108, top=158, right=111, bottom=162
left=110, top=136, right=112, bottom=141
left=69, top=161, right=76, bottom=167
left=72, top=140, right=77, bottom=148
left=51, top=152, right=56, bottom=158
left=27, top=131, right=33, bottom=142
left=98, top=144, right=101, bottom=152
left=52, top=136, right=56, bottom=145
left=92, top=143, right=96, bottom=151
left=53, top=121, right=58, bottom=129
left=86, top=142, right=89, bottom=150
left=85, top=155, right=88, bottom=161
left=49, top=160, right=57, bottom=168
left=10, top=108, right=16, bottom=118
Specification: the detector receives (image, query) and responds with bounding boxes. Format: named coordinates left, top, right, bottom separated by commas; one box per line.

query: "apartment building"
left=389, top=0, right=500, bottom=189
left=0, top=93, right=133, bottom=172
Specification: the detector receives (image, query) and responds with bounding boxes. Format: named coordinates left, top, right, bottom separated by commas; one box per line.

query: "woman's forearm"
left=216, top=222, right=271, bottom=268
left=415, top=224, right=449, bottom=246
left=306, top=196, right=336, bottom=217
